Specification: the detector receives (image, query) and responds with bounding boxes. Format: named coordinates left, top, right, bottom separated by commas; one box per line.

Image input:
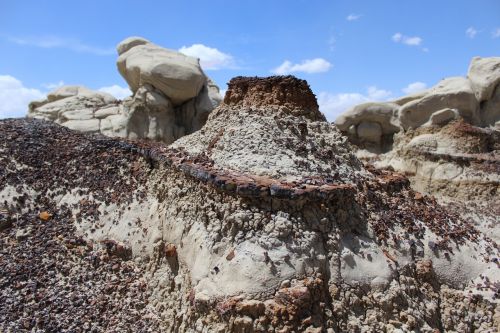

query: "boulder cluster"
left=28, top=37, right=222, bottom=144
left=336, top=57, right=500, bottom=151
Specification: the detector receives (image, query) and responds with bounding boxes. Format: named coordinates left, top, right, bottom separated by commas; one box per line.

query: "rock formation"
left=27, top=37, right=222, bottom=144
left=336, top=58, right=499, bottom=206
left=336, top=57, right=500, bottom=151
left=2, top=76, right=498, bottom=332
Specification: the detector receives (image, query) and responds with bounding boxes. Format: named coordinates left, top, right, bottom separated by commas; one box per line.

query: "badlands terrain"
left=0, top=37, right=499, bottom=332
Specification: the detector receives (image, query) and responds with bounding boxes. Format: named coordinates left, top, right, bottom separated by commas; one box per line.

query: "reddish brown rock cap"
left=223, top=76, right=325, bottom=121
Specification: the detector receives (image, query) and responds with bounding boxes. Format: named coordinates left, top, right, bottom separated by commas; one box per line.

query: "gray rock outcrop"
left=336, top=57, right=500, bottom=140
left=335, top=102, right=400, bottom=151
left=335, top=57, right=500, bottom=241
left=468, top=56, right=500, bottom=102
left=27, top=37, right=222, bottom=144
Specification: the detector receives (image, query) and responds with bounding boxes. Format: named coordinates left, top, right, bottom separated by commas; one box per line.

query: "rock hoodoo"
left=2, top=75, right=498, bottom=332
left=27, top=37, right=222, bottom=144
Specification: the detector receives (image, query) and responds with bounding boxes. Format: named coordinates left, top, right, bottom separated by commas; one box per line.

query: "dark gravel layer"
left=0, top=118, right=159, bottom=332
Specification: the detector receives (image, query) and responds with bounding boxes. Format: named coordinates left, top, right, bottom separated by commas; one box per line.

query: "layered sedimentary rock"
left=27, top=37, right=222, bottom=144
left=2, top=76, right=498, bottom=332
left=335, top=58, right=500, bottom=234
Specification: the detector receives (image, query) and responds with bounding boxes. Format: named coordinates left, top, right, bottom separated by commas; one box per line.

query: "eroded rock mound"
left=2, top=76, right=498, bottom=332
left=27, top=37, right=222, bottom=144
left=174, top=76, right=357, bottom=181
left=335, top=57, right=500, bottom=243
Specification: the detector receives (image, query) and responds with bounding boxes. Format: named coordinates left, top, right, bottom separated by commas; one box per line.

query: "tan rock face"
left=27, top=37, right=222, bottom=144
left=335, top=57, right=500, bottom=222
left=399, top=77, right=479, bottom=129
left=117, top=38, right=206, bottom=105
left=223, top=76, right=325, bottom=121
left=467, top=56, right=500, bottom=102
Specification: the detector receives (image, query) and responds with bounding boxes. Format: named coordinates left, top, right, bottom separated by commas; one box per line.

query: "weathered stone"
left=467, top=56, right=500, bottom=102
left=223, top=76, right=325, bottom=121
left=116, top=36, right=150, bottom=56
left=356, top=121, right=383, bottom=144
left=28, top=37, right=222, bottom=144
left=235, top=300, right=265, bottom=317
left=117, top=38, right=205, bottom=105
left=399, top=77, right=478, bottom=129
left=429, top=108, right=458, bottom=126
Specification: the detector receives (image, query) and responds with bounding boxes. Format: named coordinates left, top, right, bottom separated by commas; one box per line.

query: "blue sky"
left=1, top=0, right=499, bottom=120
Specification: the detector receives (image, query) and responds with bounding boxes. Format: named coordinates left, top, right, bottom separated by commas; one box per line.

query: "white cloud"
left=179, top=44, right=235, bottom=70
left=98, top=85, right=131, bottom=100
left=492, top=28, right=500, bottom=38
left=346, top=14, right=362, bottom=21
left=42, top=80, right=65, bottom=90
left=366, top=86, right=392, bottom=100
left=7, top=36, right=114, bottom=56
left=271, top=58, right=332, bottom=75
left=466, top=27, right=478, bottom=39
left=0, top=75, right=45, bottom=119
left=392, top=32, right=423, bottom=46
left=402, top=81, right=427, bottom=95
left=318, top=86, right=392, bottom=121
left=392, top=33, right=402, bottom=42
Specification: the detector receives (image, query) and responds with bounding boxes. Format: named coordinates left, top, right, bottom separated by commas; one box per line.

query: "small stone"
left=226, top=249, right=235, bottom=261
left=236, top=300, right=265, bottom=317
left=15, top=227, right=31, bottom=240
left=39, top=211, right=52, bottom=221
left=165, top=243, right=177, bottom=257
left=280, top=280, right=291, bottom=288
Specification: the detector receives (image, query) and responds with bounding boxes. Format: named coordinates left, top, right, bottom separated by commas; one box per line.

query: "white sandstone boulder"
left=28, top=86, right=116, bottom=122
left=116, top=36, right=150, bottom=56
left=467, top=56, right=500, bottom=102
left=28, top=37, right=222, bottom=144
left=399, top=77, right=478, bottom=129
left=429, top=108, right=459, bottom=126
left=335, top=102, right=400, bottom=135
left=117, top=38, right=206, bottom=105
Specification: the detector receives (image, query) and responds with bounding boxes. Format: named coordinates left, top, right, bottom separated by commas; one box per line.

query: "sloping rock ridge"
left=27, top=37, right=222, bottom=144
left=1, top=76, right=498, bottom=332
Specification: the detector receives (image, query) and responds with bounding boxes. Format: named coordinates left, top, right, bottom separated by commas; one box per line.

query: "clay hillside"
left=0, top=38, right=499, bottom=333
